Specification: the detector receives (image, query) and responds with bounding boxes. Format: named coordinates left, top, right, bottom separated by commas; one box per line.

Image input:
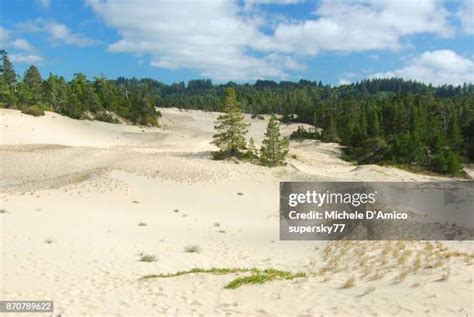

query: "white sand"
left=1, top=108, right=472, bottom=316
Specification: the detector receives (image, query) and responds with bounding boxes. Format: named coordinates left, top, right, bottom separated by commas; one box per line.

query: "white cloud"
left=459, top=0, right=474, bottom=35
left=88, top=0, right=286, bottom=81
left=11, top=38, right=34, bottom=51
left=87, top=0, right=456, bottom=81
left=45, top=22, right=98, bottom=46
left=337, top=79, right=352, bottom=86
left=0, top=26, right=9, bottom=48
left=0, top=27, right=35, bottom=52
left=371, top=50, right=474, bottom=86
left=9, top=53, right=44, bottom=64
left=271, top=0, right=452, bottom=55
left=17, top=19, right=98, bottom=47
left=37, top=0, right=51, bottom=8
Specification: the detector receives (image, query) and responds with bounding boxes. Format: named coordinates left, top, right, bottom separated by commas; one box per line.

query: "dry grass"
left=139, top=253, right=157, bottom=262
left=318, top=241, right=473, bottom=285
left=341, top=276, right=356, bottom=289
left=44, top=237, right=55, bottom=244
left=184, top=244, right=201, bottom=253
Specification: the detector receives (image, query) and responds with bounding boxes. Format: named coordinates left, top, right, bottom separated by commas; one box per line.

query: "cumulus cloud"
left=459, top=0, right=474, bottom=35
left=17, top=19, right=98, bottom=47
left=88, top=0, right=286, bottom=81
left=46, top=22, right=98, bottom=46
left=87, top=0, right=457, bottom=81
left=271, top=0, right=452, bottom=55
left=9, top=53, right=44, bottom=64
left=0, top=26, right=38, bottom=54
left=371, top=50, right=474, bottom=86
left=11, top=38, right=34, bottom=51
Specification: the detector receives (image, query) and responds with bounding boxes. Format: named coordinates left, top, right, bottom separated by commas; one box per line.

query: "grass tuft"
left=341, top=276, right=356, bottom=288
left=139, top=253, right=157, bottom=262
left=184, top=244, right=201, bottom=253
left=44, top=237, right=55, bottom=244
left=0, top=209, right=8, bottom=214
left=224, top=269, right=306, bottom=289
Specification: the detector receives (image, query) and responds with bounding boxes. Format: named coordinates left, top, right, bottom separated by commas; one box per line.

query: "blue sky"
left=1, top=0, right=473, bottom=85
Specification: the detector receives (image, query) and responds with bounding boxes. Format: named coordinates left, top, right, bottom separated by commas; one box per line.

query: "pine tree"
left=212, top=87, right=248, bottom=158
left=0, top=50, right=16, bottom=87
left=245, top=137, right=259, bottom=159
left=260, top=114, right=289, bottom=166
left=44, top=74, right=68, bottom=112
left=321, top=111, right=339, bottom=142
left=367, top=107, right=380, bottom=138
left=448, top=114, right=462, bottom=151
left=23, top=65, right=43, bottom=104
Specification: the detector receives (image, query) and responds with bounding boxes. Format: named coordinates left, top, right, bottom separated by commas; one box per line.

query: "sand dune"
left=1, top=108, right=472, bottom=316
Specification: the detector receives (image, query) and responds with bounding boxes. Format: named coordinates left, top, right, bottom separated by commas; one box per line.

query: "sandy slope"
left=0, top=108, right=472, bottom=316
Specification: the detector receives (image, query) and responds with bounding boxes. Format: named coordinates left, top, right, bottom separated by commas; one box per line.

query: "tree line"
left=1, top=49, right=473, bottom=174
left=0, top=50, right=160, bottom=126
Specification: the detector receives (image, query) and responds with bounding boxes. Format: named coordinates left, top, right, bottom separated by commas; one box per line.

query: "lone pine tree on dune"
left=212, top=87, right=249, bottom=158
left=260, top=114, right=289, bottom=166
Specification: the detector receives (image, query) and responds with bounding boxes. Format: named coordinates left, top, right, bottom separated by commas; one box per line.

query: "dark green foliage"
left=244, top=137, right=259, bottom=160
left=321, top=112, right=340, bottom=143
left=343, top=137, right=389, bottom=164
left=0, top=51, right=160, bottom=126
left=0, top=50, right=16, bottom=87
left=0, top=49, right=471, bottom=175
left=212, top=88, right=249, bottom=158
left=338, top=93, right=467, bottom=175
left=260, top=114, right=289, bottom=166
left=21, top=104, right=45, bottom=116
left=463, top=120, right=474, bottom=161
left=290, top=126, right=320, bottom=140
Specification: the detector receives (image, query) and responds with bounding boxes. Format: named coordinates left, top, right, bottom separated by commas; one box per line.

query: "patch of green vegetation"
left=139, top=253, right=157, bottom=262
left=184, top=244, right=201, bottom=253
left=224, top=269, right=306, bottom=289
left=21, top=105, right=45, bottom=116
left=290, top=126, right=320, bottom=140
left=141, top=267, right=306, bottom=289
left=94, top=111, right=119, bottom=123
